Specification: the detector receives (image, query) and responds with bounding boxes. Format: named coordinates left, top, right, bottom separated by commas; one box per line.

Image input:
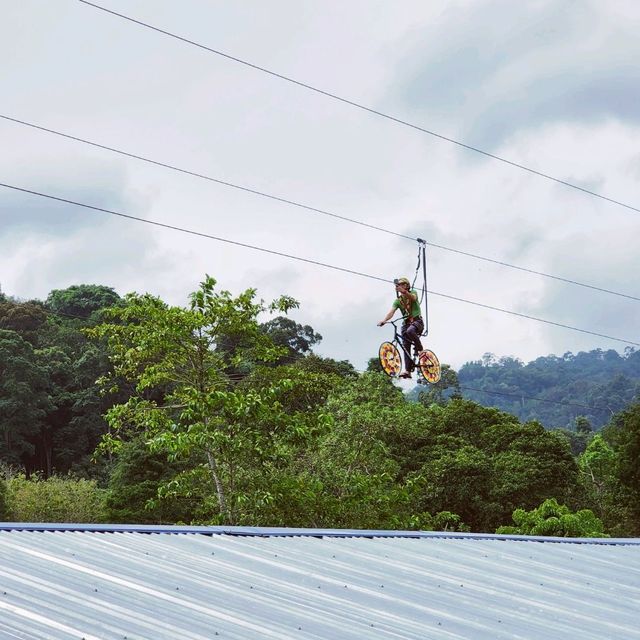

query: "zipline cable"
left=2, top=114, right=638, bottom=302
left=1, top=180, right=638, bottom=347
left=76, top=0, right=640, bottom=217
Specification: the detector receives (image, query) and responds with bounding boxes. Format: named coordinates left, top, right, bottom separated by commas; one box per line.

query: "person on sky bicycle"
left=377, top=276, right=424, bottom=379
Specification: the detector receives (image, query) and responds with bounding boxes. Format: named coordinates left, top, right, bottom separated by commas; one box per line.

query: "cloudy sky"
left=1, top=0, right=639, bottom=375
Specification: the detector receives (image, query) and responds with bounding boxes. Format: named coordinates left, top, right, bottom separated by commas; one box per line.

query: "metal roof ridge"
left=1, top=522, right=639, bottom=545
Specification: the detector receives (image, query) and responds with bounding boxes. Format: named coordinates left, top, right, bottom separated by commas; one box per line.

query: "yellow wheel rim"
left=379, top=342, right=402, bottom=376
left=419, top=350, right=441, bottom=384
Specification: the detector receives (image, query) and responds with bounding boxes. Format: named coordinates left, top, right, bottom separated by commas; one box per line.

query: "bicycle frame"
left=387, top=317, right=417, bottom=369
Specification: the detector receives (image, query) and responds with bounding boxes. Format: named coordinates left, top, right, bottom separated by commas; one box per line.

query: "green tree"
left=385, top=400, right=578, bottom=531
left=303, top=375, right=475, bottom=531
left=89, top=276, right=302, bottom=525
left=416, top=363, right=461, bottom=406
left=577, top=433, right=629, bottom=534
left=0, top=330, right=51, bottom=468
left=0, top=291, right=119, bottom=477
left=497, top=498, right=605, bottom=538
left=0, top=299, right=48, bottom=346
left=260, top=316, right=322, bottom=364
left=575, top=416, right=593, bottom=435
left=5, top=474, right=107, bottom=523
left=46, top=284, right=120, bottom=320
left=0, top=477, right=8, bottom=519
left=410, top=443, right=493, bottom=529
left=366, top=356, right=384, bottom=373
left=603, top=403, right=640, bottom=534
left=106, top=437, right=194, bottom=524
left=302, top=373, right=417, bottom=529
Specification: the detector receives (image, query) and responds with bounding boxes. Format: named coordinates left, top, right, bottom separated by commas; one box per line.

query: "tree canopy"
left=458, top=350, right=640, bottom=429
left=1, top=277, right=639, bottom=537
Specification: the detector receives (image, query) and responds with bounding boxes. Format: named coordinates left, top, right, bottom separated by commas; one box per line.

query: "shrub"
left=497, top=498, right=605, bottom=538
left=6, top=474, right=107, bottom=523
left=0, top=479, right=8, bottom=520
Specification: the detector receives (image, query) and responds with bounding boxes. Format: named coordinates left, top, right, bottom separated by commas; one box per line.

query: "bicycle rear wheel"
left=419, top=350, right=441, bottom=384
left=379, top=341, right=402, bottom=377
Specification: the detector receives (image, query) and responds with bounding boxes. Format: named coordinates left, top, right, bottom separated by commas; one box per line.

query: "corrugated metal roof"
left=4, top=522, right=639, bottom=544
left=0, top=527, right=639, bottom=639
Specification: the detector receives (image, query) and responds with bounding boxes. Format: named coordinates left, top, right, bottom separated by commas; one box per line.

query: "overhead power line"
left=350, top=369, right=610, bottom=413
left=2, top=114, right=638, bottom=303
left=1, top=181, right=638, bottom=347
left=456, top=384, right=605, bottom=413
left=0, top=115, right=409, bottom=243
left=77, top=0, right=640, bottom=217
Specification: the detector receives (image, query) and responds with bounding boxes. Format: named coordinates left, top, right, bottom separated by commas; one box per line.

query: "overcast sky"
left=1, top=0, right=639, bottom=376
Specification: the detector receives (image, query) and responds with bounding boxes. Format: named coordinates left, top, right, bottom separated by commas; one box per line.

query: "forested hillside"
left=457, top=351, right=640, bottom=430
left=1, top=280, right=639, bottom=537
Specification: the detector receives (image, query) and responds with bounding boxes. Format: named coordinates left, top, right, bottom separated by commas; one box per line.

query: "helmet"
left=395, top=277, right=410, bottom=285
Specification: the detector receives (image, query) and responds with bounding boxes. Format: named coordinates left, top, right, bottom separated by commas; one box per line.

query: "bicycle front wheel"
left=379, top=341, right=402, bottom=377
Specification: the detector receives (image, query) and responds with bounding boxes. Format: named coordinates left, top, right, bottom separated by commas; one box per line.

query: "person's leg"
left=400, top=324, right=414, bottom=374
left=406, top=319, right=424, bottom=356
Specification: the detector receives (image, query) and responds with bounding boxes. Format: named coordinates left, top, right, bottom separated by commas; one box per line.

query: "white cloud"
left=1, top=0, right=638, bottom=374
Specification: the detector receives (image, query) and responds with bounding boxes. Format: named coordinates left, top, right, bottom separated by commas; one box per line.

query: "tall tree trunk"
left=206, top=449, right=229, bottom=523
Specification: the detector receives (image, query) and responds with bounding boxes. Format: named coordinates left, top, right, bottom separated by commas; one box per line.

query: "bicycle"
left=378, top=317, right=441, bottom=384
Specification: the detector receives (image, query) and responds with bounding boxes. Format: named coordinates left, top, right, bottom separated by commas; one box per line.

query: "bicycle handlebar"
left=383, top=316, right=410, bottom=326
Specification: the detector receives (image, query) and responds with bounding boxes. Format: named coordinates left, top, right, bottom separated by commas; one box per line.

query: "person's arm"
left=378, top=307, right=397, bottom=326
left=399, top=288, right=418, bottom=303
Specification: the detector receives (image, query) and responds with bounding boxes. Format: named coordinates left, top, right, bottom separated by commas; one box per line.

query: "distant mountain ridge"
left=456, top=348, right=640, bottom=430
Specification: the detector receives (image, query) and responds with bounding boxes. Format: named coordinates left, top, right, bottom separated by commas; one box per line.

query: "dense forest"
left=1, top=280, right=638, bottom=537
left=456, top=350, right=640, bottom=430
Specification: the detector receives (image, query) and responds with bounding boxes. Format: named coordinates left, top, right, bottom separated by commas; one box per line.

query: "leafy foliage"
left=458, top=350, right=640, bottom=428
left=1, top=278, right=639, bottom=536
left=260, top=316, right=322, bottom=364
left=46, top=284, right=120, bottom=320
left=5, top=474, right=107, bottom=523
left=497, top=498, right=605, bottom=537
left=106, top=437, right=193, bottom=524
left=0, top=329, right=51, bottom=466
left=89, top=276, right=307, bottom=525
left=0, top=286, right=119, bottom=476
left=0, top=478, right=8, bottom=520
left=601, top=402, right=640, bottom=534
